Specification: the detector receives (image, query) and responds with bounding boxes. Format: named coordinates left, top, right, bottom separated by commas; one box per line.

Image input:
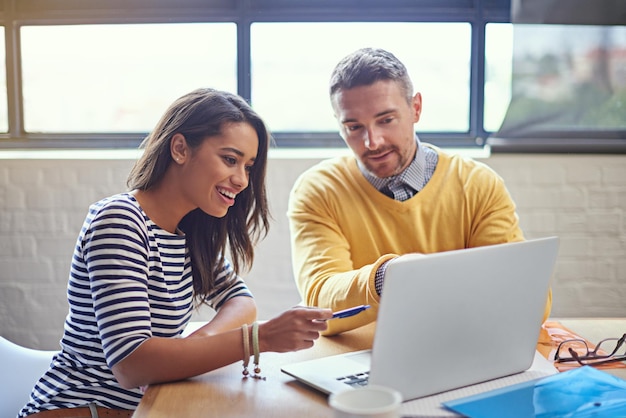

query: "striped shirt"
left=19, top=193, right=252, bottom=415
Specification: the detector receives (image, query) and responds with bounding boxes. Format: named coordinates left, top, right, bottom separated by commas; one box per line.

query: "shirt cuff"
left=374, top=259, right=394, bottom=296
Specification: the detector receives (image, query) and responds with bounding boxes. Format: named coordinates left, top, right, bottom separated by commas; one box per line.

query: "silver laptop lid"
left=369, top=237, right=559, bottom=400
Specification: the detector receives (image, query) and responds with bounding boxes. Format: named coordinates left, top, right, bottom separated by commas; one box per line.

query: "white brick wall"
left=485, top=155, right=626, bottom=320
left=1, top=152, right=625, bottom=349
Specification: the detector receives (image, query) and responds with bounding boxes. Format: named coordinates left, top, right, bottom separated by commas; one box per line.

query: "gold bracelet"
left=241, top=323, right=250, bottom=378
left=252, top=321, right=265, bottom=380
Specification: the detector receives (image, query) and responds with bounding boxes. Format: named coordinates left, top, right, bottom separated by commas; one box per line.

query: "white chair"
left=0, top=337, right=56, bottom=418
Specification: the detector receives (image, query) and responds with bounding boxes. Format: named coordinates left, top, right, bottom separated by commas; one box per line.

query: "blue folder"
left=443, top=366, right=626, bottom=418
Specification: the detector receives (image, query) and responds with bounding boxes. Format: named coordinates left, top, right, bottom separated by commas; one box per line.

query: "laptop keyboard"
left=336, top=371, right=370, bottom=387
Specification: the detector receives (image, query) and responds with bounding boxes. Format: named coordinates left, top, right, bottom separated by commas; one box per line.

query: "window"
left=485, top=23, right=626, bottom=152
left=496, top=24, right=626, bottom=136
left=484, top=23, right=513, bottom=133
left=21, top=23, right=236, bottom=133
left=0, top=28, right=6, bottom=133
left=0, top=0, right=622, bottom=152
left=251, top=22, right=471, bottom=133
left=0, top=0, right=508, bottom=149
left=485, top=0, right=626, bottom=152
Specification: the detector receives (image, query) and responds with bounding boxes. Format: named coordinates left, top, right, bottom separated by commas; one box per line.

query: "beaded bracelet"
left=251, top=321, right=265, bottom=380
left=241, top=323, right=250, bottom=378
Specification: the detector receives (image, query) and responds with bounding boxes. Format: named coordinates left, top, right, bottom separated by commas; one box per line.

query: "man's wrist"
left=374, top=260, right=393, bottom=295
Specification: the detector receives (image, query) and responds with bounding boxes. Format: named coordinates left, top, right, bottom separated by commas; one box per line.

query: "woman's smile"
left=216, top=186, right=237, bottom=206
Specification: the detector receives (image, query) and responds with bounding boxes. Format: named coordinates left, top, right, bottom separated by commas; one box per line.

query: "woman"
left=19, top=88, right=332, bottom=417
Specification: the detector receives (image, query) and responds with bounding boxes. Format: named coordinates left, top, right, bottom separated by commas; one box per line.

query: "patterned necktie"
left=386, top=180, right=415, bottom=201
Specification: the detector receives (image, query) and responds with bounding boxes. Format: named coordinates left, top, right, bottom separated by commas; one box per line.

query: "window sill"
left=0, top=146, right=492, bottom=160
left=487, top=137, right=626, bottom=154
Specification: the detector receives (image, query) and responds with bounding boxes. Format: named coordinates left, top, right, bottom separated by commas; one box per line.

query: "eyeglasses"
left=554, top=333, right=626, bottom=366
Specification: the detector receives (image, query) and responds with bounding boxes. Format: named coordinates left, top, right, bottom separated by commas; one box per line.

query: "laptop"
left=281, top=237, right=559, bottom=402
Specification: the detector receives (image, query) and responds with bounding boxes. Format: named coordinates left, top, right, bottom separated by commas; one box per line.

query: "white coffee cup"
left=329, top=385, right=402, bottom=418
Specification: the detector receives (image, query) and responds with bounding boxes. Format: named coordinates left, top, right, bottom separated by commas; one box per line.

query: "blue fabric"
left=444, top=366, right=626, bottom=418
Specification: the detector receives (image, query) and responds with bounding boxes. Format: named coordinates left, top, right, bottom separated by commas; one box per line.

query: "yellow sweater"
left=288, top=145, right=552, bottom=335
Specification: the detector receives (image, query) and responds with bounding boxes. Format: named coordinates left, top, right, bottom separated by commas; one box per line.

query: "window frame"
left=0, top=0, right=623, bottom=153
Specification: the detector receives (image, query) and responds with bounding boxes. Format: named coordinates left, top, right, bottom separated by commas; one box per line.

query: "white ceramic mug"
left=329, top=385, right=402, bottom=418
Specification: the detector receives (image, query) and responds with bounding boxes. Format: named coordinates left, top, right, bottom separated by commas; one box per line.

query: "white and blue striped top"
left=19, top=193, right=252, bottom=415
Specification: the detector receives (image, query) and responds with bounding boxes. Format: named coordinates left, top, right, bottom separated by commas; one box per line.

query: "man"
left=287, top=47, right=551, bottom=336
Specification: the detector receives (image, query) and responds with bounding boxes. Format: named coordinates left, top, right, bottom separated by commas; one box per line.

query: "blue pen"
left=332, top=304, right=371, bottom=319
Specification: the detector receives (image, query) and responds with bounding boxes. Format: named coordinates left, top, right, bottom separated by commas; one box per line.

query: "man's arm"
left=289, top=208, right=395, bottom=335
left=287, top=173, right=397, bottom=335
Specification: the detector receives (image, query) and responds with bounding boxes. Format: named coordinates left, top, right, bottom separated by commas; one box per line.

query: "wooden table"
left=133, top=318, right=626, bottom=418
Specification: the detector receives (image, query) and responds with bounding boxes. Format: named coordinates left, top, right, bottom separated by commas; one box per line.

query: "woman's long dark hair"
left=127, top=88, right=271, bottom=305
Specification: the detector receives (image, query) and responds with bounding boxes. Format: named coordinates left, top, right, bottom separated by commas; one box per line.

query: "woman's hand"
left=258, top=306, right=333, bottom=353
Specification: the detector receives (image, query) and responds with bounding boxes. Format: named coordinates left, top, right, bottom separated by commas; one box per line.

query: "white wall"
left=1, top=151, right=625, bottom=349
